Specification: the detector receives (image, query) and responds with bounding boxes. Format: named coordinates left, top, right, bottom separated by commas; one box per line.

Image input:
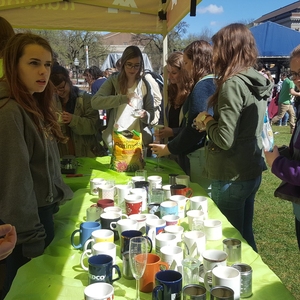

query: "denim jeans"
left=211, top=176, right=262, bottom=252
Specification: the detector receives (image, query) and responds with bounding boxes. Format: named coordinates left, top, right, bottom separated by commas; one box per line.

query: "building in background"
left=254, top=1, right=300, bottom=30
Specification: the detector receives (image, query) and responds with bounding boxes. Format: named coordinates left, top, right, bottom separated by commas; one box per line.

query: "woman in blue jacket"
left=150, top=40, right=215, bottom=192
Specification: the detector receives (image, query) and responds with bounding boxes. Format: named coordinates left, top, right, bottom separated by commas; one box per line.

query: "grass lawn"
left=255, top=125, right=299, bottom=299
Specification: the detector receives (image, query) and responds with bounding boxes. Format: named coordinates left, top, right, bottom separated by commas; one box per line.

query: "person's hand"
left=149, top=143, right=170, bottom=157
left=0, top=224, right=17, bottom=260
left=155, top=126, right=174, bottom=139
left=194, top=111, right=210, bottom=131
left=61, top=111, right=73, bottom=124
left=264, top=145, right=280, bottom=168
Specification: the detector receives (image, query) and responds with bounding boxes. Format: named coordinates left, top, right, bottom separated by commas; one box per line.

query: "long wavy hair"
left=0, top=17, right=15, bottom=57
left=118, top=45, right=144, bottom=94
left=290, top=44, right=300, bottom=62
left=166, top=51, right=192, bottom=108
left=2, top=33, right=66, bottom=142
left=209, top=23, right=258, bottom=108
left=183, top=40, right=213, bottom=89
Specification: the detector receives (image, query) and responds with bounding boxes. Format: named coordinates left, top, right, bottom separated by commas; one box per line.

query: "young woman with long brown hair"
left=194, top=24, right=273, bottom=252
left=91, top=45, right=154, bottom=152
left=150, top=40, right=215, bottom=187
left=156, top=51, right=191, bottom=140
left=0, top=33, right=73, bottom=298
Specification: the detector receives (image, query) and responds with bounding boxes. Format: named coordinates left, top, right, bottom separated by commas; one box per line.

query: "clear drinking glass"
left=129, top=236, right=148, bottom=300
left=153, top=125, right=164, bottom=171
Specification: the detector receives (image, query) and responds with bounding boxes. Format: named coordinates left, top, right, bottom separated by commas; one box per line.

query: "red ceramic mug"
left=170, top=184, right=193, bottom=198
left=97, top=199, right=114, bottom=209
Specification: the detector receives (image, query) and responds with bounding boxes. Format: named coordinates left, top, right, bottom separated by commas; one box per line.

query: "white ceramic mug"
left=115, top=184, right=131, bottom=206
left=205, top=266, right=241, bottom=300
left=155, top=232, right=178, bottom=255
left=162, top=214, right=180, bottom=226
left=201, top=249, right=228, bottom=278
left=98, top=184, right=116, bottom=200
left=84, top=282, right=114, bottom=300
left=90, top=178, right=106, bottom=196
left=129, top=214, right=147, bottom=233
left=130, top=176, right=146, bottom=187
left=81, top=242, right=116, bottom=271
left=103, top=206, right=128, bottom=219
left=160, top=245, right=183, bottom=273
left=169, top=195, right=188, bottom=219
left=203, top=219, right=222, bottom=241
left=146, top=218, right=166, bottom=248
left=110, top=218, right=139, bottom=235
left=183, top=230, right=206, bottom=260
left=83, top=229, right=114, bottom=251
left=188, top=196, right=209, bottom=218
left=164, top=225, right=184, bottom=244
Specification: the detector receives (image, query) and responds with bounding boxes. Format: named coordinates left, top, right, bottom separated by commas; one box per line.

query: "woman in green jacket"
left=195, top=23, right=273, bottom=252
left=50, top=65, right=105, bottom=157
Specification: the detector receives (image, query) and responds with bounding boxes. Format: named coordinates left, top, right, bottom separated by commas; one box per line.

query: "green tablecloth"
left=5, top=157, right=295, bottom=300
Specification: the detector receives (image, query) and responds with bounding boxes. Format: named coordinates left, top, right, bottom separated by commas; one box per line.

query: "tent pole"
left=162, top=21, right=169, bottom=132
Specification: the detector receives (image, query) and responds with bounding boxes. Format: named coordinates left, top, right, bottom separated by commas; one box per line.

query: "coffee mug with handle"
left=204, top=266, right=240, bottom=300
left=70, top=221, right=101, bottom=250
left=152, top=270, right=182, bottom=300
left=87, top=254, right=121, bottom=285
left=139, top=253, right=169, bottom=293
left=170, top=184, right=193, bottom=198
left=84, top=282, right=114, bottom=300
left=81, top=242, right=116, bottom=271
left=83, top=229, right=114, bottom=251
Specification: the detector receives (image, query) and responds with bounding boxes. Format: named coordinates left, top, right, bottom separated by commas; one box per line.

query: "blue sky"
left=182, top=0, right=298, bottom=35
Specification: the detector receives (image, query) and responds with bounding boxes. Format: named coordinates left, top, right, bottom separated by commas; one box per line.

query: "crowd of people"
left=1, top=15, right=300, bottom=299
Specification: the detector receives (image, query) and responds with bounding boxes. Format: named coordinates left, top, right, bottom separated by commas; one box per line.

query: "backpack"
left=144, top=70, right=164, bottom=125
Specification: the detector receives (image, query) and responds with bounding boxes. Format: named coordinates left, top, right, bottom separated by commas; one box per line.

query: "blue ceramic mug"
left=153, top=270, right=182, bottom=300
left=160, top=200, right=178, bottom=218
left=88, top=254, right=121, bottom=285
left=70, top=221, right=101, bottom=250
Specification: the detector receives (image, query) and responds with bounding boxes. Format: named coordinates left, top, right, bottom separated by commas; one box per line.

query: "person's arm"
left=167, top=80, right=215, bottom=155
left=68, top=92, right=99, bottom=135
left=0, top=224, right=17, bottom=260
left=266, top=145, right=300, bottom=186
left=290, top=88, right=300, bottom=97
left=0, top=103, right=46, bottom=258
left=205, top=80, right=244, bottom=150
left=91, top=74, right=128, bottom=110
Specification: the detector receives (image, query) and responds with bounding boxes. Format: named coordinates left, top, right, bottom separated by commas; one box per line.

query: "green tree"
left=15, top=29, right=110, bottom=72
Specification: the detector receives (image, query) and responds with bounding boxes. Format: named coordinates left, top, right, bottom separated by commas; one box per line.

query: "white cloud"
left=198, top=4, right=223, bottom=14
left=210, top=21, right=217, bottom=26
